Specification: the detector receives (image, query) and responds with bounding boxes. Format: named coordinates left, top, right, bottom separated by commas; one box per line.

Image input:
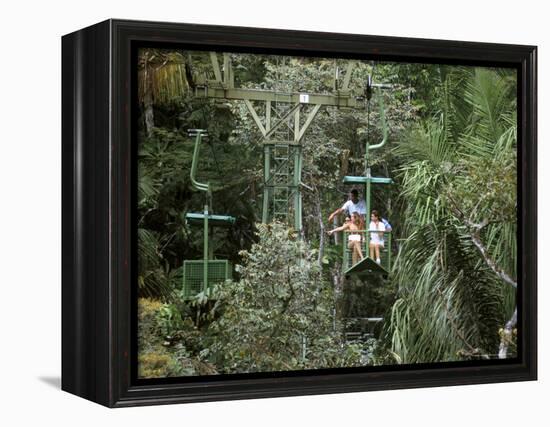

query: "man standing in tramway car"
left=328, top=189, right=367, bottom=223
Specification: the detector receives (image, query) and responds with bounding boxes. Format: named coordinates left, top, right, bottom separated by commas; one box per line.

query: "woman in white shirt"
left=369, top=210, right=386, bottom=264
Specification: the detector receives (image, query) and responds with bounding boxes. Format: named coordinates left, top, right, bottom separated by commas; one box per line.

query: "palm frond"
left=386, top=66, right=517, bottom=362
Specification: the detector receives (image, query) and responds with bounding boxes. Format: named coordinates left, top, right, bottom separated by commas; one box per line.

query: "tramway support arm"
left=368, top=94, right=388, bottom=151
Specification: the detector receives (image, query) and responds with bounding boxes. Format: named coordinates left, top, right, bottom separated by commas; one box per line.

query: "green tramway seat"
left=342, top=176, right=393, bottom=185
left=341, top=175, right=393, bottom=276
left=182, top=213, right=234, bottom=298
left=185, top=212, right=236, bottom=227
left=182, top=259, right=231, bottom=298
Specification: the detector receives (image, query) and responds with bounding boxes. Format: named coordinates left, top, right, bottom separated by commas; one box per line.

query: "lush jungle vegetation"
left=137, top=49, right=517, bottom=378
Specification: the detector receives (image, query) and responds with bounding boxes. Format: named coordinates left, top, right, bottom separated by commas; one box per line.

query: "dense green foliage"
left=136, top=49, right=517, bottom=377
left=208, top=222, right=362, bottom=373
left=138, top=223, right=362, bottom=376
left=388, top=67, right=517, bottom=362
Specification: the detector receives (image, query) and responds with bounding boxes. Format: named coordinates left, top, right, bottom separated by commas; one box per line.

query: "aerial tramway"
left=181, top=53, right=393, bottom=298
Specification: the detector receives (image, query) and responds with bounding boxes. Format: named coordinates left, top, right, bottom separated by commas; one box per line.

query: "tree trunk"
left=143, top=54, right=155, bottom=137
left=315, top=191, right=325, bottom=267
left=498, top=307, right=517, bottom=359
left=340, top=149, right=350, bottom=178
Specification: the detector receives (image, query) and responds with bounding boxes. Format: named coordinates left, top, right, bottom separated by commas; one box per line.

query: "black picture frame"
left=61, top=19, right=537, bottom=408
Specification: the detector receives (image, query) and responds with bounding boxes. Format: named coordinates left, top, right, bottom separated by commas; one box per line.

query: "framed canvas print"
left=61, top=19, right=537, bottom=407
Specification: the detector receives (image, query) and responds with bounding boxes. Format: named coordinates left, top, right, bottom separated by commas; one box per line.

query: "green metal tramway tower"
left=192, top=53, right=365, bottom=232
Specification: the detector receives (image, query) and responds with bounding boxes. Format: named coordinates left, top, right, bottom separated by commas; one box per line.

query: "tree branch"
left=446, top=191, right=518, bottom=358
left=445, top=191, right=517, bottom=289
left=498, top=307, right=517, bottom=359
left=314, top=190, right=325, bottom=267
left=467, top=225, right=517, bottom=289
